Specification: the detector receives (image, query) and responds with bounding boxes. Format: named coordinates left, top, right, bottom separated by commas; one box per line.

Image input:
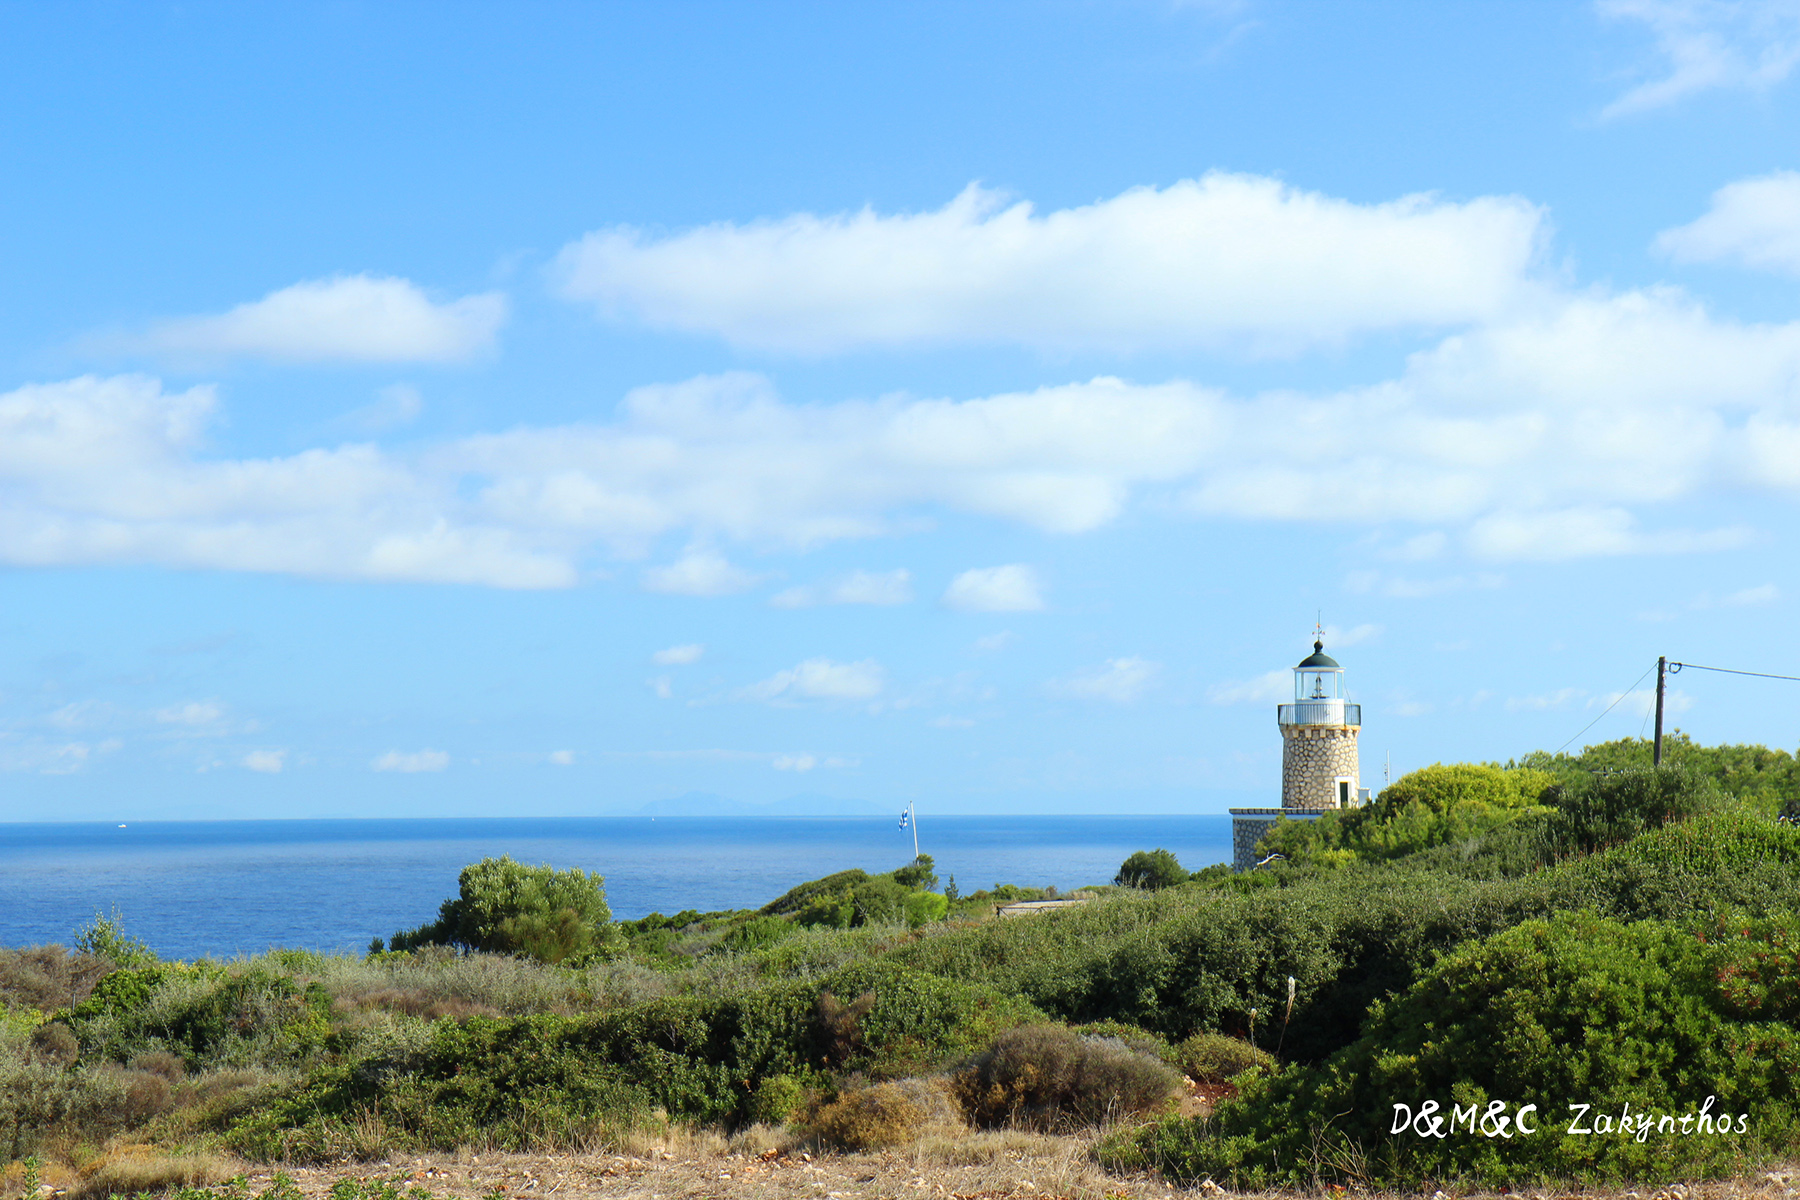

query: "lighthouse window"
left=1338, top=779, right=1351, bottom=806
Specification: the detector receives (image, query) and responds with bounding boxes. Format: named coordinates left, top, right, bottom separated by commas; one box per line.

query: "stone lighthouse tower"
left=1282, top=639, right=1361, bottom=811
left=1229, top=634, right=1365, bottom=870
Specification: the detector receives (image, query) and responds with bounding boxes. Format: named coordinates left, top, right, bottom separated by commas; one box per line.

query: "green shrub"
left=811, top=1081, right=926, bottom=1150
left=386, top=857, right=615, bottom=963
left=1074, top=1020, right=1174, bottom=1064
left=1115, top=849, right=1187, bottom=890
left=903, top=892, right=948, bottom=928
left=224, top=959, right=1041, bottom=1159
left=65, top=963, right=335, bottom=1071
left=74, top=910, right=159, bottom=970
left=1173, top=1033, right=1271, bottom=1084
left=761, top=870, right=872, bottom=916
left=718, top=916, right=797, bottom=953
left=747, top=1073, right=807, bottom=1125
left=1116, top=911, right=1800, bottom=1188
left=952, top=1023, right=1180, bottom=1130
left=1543, top=764, right=1729, bottom=859
left=1260, top=763, right=1556, bottom=868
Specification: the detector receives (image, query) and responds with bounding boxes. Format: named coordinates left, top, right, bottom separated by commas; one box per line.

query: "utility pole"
left=1653, top=656, right=1667, bottom=767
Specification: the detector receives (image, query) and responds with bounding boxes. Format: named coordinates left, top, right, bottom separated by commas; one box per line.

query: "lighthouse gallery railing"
left=1278, top=701, right=1361, bottom=726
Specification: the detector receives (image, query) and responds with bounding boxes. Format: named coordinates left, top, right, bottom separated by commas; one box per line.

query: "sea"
left=0, top=815, right=1235, bottom=961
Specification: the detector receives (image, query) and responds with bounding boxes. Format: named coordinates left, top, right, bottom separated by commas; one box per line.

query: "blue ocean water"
left=0, top=815, right=1234, bottom=960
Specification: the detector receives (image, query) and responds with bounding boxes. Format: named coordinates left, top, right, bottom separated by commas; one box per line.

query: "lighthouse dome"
left=1296, top=640, right=1339, bottom=669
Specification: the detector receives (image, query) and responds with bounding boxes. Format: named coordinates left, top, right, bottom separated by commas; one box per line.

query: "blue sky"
left=4, top=0, right=1800, bottom=820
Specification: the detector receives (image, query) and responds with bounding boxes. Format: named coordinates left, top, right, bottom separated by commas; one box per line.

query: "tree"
left=1115, top=848, right=1187, bottom=889
left=385, top=856, right=615, bottom=963
left=892, top=854, right=937, bottom=890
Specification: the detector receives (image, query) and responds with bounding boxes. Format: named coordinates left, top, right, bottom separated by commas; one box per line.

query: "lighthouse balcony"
left=1278, top=700, right=1361, bottom=727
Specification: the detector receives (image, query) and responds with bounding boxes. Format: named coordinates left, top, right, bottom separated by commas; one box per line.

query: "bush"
left=817, top=990, right=877, bottom=1066
left=952, top=1023, right=1180, bottom=1130
left=1260, top=763, right=1556, bottom=868
left=0, top=946, right=115, bottom=1011
left=128, top=1050, right=186, bottom=1082
left=748, top=1074, right=807, bottom=1125
left=903, top=892, right=948, bottom=928
left=1115, top=849, right=1187, bottom=890
left=30, top=1022, right=79, bottom=1066
left=1118, top=911, right=1800, bottom=1188
left=74, top=910, right=159, bottom=969
left=1543, top=764, right=1728, bottom=858
left=223, top=959, right=1042, bottom=1159
left=1173, top=1033, right=1271, bottom=1084
left=811, top=1081, right=927, bottom=1150
left=761, top=870, right=872, bottom=916
left=386, top=856, right=615, bottom=963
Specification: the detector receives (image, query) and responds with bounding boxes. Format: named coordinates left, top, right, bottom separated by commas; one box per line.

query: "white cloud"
left=1321, top=623, right=1381, bottom=647
left=1049, top=657, right=1162, bottom=703
left=340, top=384, right=426, bottom=434
left=972, top=631, right=1016, bottom=654
left=1208, top=669, right=1291, bottom=706
left=1464, top=507, right=1750, bottom=561
left=641, top=550, right=763, bottom=596
left=372, top=749, right=449, bottom=772
left=772, top=754, right=817, bottom=772
left=553, top=175, right=1545, bottom=355
left=1505, top=688, right=1586, bottom=712
left=740, top=658, right=885, bottom=703
left=154, top=701, right=225, bottom=727
left=0, top=375, right=572, bottom=589
left=771, top=568, right=912, bottom=608
left=548, top=750, right=576, bottom=766
left=121, top=275, right=507, bottom=364
left=1600, top=0, right=1800, bottom=117
left=1656, top=171, right=1800, bottom=275
left=943, top=565, right=1045, bottom=612
left=0, top=740, right=111, bottom=775
left=1595, top=688, right=1695, bottom=719
left=242, top=749, right=286, bottom=773
left=1346, top=571, right=1507, bottom=598
left=652, top=643, right=706, bottom=665
left=648, top=676, right=674, bottom=700
left=1723, top=582, right=1779, bottom=605
left=17, top=260, right=1800, bottom=588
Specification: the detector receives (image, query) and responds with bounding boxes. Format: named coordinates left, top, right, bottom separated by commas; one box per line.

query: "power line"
left=1670, top=661, right=1800, bottom=684
left=1554, top=662, right=1656, bottom=756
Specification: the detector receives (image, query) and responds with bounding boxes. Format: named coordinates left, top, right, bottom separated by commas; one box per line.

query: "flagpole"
left=910, top=802, right=919, bottom=859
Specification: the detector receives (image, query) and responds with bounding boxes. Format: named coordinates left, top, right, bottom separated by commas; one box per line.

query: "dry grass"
left=67, top=1150, right=240, bottom=1200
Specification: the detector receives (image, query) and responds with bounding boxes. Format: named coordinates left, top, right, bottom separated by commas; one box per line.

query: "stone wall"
left=1229, top=808, right=1281, bottom=872
left=1280, top=724, right=1359, bottom=810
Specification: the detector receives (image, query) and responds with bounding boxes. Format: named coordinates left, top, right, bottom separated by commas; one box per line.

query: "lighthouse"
left=1229, top=634, right=1366, bottom=870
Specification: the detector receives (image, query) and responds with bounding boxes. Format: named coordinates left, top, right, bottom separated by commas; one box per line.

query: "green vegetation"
left=1114, top=848, right=1187, bottom=889
left=380, top=856, right=616, bottom=964
left=6, top=735, right=1800, bottom=1193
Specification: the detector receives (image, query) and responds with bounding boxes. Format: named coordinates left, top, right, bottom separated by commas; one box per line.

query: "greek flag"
left=898, top=809, right=910, bottom=831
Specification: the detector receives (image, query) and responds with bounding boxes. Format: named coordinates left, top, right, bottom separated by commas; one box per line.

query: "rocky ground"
left=172, top=1144, right=1800, bottom=1200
